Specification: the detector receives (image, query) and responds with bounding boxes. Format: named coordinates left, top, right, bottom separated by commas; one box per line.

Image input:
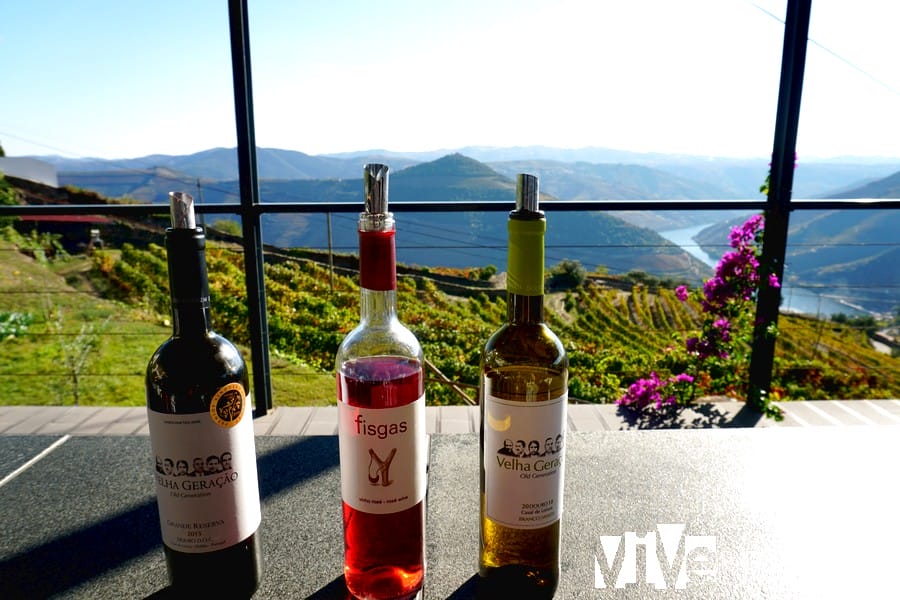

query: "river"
left=658, top=224, right=868, bottom=318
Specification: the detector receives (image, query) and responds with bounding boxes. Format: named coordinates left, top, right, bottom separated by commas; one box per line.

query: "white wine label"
left=483, top=393, right=567, bottom=529
left=338, top=397, right=426, bottom=515
left=148, top=391, right=261, bottom=553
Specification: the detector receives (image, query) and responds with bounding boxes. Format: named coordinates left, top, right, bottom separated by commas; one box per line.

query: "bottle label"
left=148, top=387, right=261, bottom=553
left=483, top=392, right=567, bottom=529
left=338, top=397, right=426, bottom=514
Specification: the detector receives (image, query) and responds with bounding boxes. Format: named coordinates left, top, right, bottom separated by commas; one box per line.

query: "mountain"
left=488, top=160, right=734, bottom=200
left=50, top=145, right=897, bottom=252
left=827, top=169, right=900, bottom=198
left=253, top=155, right=707, bottom=278
left=61, top=167, right=202, bottom=202
left=41, top=147, right=900, bottom=308
left=693, top=169, right=900, bottom=315
left=487, top=159, right=751, bottom=230
left=41, top=145, right=900, bottom=201
left=325, top=146, right=900, bottom=199
left=53, top=153, right=706, bottom=279
left=391, top=153, right=514, bottom=200
left=782, top=171, right=900, bottom=314
left=39, top=147, right=421, bottom=181
left=642, top=158, right=900, bottom=200
left=780, top=208, right=898, bottom=315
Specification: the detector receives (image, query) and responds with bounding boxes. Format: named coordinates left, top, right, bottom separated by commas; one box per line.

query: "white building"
left=0, top=157, right=58, bottom=187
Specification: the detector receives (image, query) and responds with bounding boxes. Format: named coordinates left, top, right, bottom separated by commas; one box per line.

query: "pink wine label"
left=148, top=390, right=261, bottom=553
left=338, top=397, right=426, bottom=514
left=483, top=392, right=567, bottom=529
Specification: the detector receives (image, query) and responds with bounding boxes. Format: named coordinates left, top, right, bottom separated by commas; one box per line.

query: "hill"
left=258, top=155, right=708, bottom=278
left=58, top=153, right=708, bottom=279
left=0, top=235, right=334, bottom=406
left=827, top=169, right=900, bottom=198
left=2, top=207, right=896, bottom=407
left=49, top=147, right=900, bottom=244
left=40, top=144, right=900, bottom=200
left=36, top=147, right=421, bottom=181
left=33, top=149, right=900, bottom=310
left=489, top=159, right=734, bottom=200
left=693, top=168, right=900, bottom=315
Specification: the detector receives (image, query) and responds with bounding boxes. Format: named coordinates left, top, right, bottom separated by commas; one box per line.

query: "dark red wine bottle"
left=336, top=164, right=427, bottom=600
left=146, top=192, right=262, bottom=597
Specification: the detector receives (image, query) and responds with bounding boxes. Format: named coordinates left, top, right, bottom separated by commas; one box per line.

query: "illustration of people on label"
left=543, top=437, right=555, bottom=455
left=513, top=440, right=527, bottom=457
left=367, top=448, right=397, bottom=487
left=190, top=457, right=206, bottom=477
left=154, top=452, right=235, bottom=478
left=497, top=436, right=563, bottom=457
left=206, top=454, right=222, bottom=474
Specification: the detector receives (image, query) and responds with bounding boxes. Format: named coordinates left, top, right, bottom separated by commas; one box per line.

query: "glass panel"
left=788, top=0, right=900, bottom=316
left=247, top=1, right=785, bottom=161
left=799, top=0, right=900, bottom=173
left=1, top=3, right=236, bottom=178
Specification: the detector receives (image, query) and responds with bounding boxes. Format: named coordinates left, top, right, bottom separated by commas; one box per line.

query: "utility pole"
left=228, top=0, right=273, bottom=416
left=748, top=0, right=812, bottom=413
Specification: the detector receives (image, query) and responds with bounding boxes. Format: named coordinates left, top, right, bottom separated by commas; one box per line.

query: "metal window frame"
left=2, top=0, right=898, bottom=416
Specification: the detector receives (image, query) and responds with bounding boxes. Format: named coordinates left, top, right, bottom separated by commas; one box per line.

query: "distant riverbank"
left=659, top=224, right=868, bottom=318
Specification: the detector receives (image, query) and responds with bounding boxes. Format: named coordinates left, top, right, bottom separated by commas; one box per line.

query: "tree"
left=0, top=175, right=19, bottom=227
left=547, top=259, right=587, bottom=290
left=477, top=264, right=497, bottom=281
left=211, top=218, right=242, bottom=237
left=43, top=299, right=109, bottom=405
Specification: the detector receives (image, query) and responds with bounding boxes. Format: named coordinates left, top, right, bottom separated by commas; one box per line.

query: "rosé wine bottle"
left=336, top=164, right=426, bottom=600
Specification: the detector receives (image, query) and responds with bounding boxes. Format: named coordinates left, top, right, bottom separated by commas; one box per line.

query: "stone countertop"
left=1, top=427, right=898, bottom=598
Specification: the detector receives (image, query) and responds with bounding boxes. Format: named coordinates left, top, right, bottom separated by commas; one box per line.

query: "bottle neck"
left=166, top=227, right=213, bottom=337
left=507, top=213, right=546, bottom=324
left=507, top=293, right=544, bottom=324
left=358, top=221, right=398, bottom=324
left=359, top=287, right=398, bottom=325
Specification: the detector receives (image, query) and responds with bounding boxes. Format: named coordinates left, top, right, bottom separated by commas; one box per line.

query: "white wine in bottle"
left=479, top=174, right=568, bottom=598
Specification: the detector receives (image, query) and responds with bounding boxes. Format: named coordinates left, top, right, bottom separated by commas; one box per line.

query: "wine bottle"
left=479, top=174, right=568, bottom=598
left=336, top=164, right=427, bottom=600
left=146, top=192, right=263, bottom=596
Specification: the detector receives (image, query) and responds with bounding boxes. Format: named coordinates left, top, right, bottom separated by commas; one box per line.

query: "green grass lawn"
left=0, top=243, right=334, bottom=407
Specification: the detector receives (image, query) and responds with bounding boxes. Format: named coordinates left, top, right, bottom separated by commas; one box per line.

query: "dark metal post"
left=228, top=0, right=273, bottom=416
left=327, top=212, right=335, bottom=292
left=748, top=0, right=811, bottom=410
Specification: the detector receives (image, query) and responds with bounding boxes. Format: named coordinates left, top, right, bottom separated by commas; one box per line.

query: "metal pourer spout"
left=169, top=192, right=196, bottom=229
left=364, top=163, right=390, bottom=215
left=516, top=174, right=541, bottom=213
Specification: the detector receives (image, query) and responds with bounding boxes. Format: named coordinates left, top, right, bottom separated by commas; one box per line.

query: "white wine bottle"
left=336, top=164, right=427, bottom=600
left=146, top=192, right=262, bottom=596
left=479, top=174, right=568, bottom=598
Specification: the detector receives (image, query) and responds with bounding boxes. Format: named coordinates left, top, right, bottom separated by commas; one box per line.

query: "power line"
left=744, top=0, right=900, bottom=97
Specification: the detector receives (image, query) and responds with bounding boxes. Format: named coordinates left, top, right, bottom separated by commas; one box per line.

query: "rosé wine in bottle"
left=336, top=164, right=426, bottom=600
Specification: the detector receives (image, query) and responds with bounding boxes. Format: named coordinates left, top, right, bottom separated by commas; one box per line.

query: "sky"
left=1, top=0, right=899, bottom=161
